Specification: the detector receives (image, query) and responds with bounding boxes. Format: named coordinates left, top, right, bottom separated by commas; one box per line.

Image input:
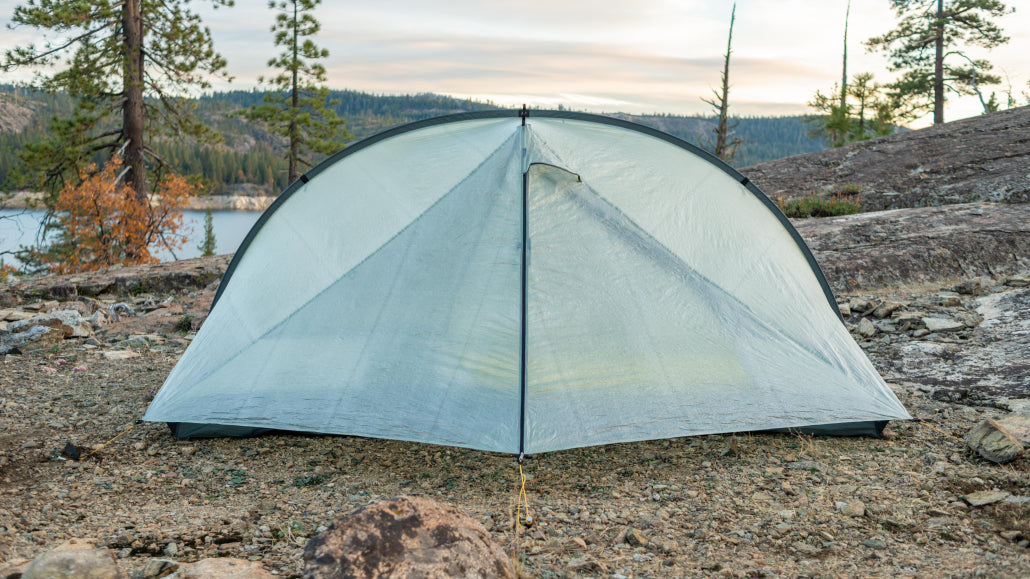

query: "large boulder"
left=21, top=538, right=124, bottom=579
left=966, top=418, right=1025, bottom=463
left=0, top=325, right=64, bottom=354
left=7, top=309, right=94, bottom=338
left=303, top=495, right=515, bottom=579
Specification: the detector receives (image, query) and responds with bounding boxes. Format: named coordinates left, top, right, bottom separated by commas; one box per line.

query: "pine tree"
left=199, top=208, right=217, bottom=257
left=865, top=0, right=1013, bottom=124
left=2, top=0, right=233, bottom=202
left=238, top=0, right=351, bottom=184
left=807, top=73, right=897, bottom=146
left=701, top=3, right=743, bottom=162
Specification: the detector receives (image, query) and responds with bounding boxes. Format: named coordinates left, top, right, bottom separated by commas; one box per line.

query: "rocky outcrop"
left=794, top=202, right=1030, bottom=292
left=742, top=105, right=1030, bottom=211
left=185, top=195, right=273, bottom=211
left=0, top=254, right=229, bottom=304
left=1, top=191, right=273, bottom=212
left=303, top=495, right=515, bottom=579
left=851, top=281, right=1030, bottom=403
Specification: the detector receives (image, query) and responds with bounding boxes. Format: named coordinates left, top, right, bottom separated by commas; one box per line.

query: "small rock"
left=922, top=317, right=964, bottom=332
left=177, top=558, right=274, bottom=579
left=838, top=303, right=851, bottom=317
left=872, top=301, right=903, bottom=319
left=1000, top=531, right=1023, bottom=542
left=849, top=298, right=876, bottom=313
left=926, top=517, right=954, bottom=528
left=951, top=279, right=981, bottom=295
left=102, top=350, right=140, bottom=360
left=793, top=542, right=820, bottom=556
left=787, top=460, right=827, bottom=473
left=856, top=317, right=876, bottom=338
left=117, top=335, right=152, bottom=350
left=862, top=538, right=886, bottom=550
left=837, top=501, right=865, bottom=517
left=625, top=528, right=649, bottom=547
left=963, top=490, right=1011, bottom=507
left=22, top=538, right=125, bottom=579
left=631, top=553, right=651, bottom=563
left=134, top=559, right=179, bottom=579
left=90, top=309, right=114, bottom=330
left=912, top=328, right=930, bottom=338
left=933, top=292, right=963, bottom=307
left=108, top=302, right=136, bottom=321
left=965, top=419, right=1025, bottom=463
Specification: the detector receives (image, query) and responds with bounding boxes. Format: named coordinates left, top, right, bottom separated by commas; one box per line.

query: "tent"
left=143, top=110, right=910, bottom=454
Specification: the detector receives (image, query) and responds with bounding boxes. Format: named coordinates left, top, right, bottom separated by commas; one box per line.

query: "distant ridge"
left=1, top=84, right=827, bottom=195
left=741, top=105, right=1030, bottom=211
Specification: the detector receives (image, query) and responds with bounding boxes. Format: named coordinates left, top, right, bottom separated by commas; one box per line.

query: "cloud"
left=3, top=0, right=1028, bottom=122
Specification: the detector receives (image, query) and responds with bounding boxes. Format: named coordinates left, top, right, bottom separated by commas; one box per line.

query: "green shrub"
left=774, top=191, right=861, bottom=218
left=293, top=474, right=325, bottom=487
left=175, top=314, right=194, bottom=333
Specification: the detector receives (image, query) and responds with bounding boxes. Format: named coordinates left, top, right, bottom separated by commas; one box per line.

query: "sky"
left=2, top=0, right=1028, bottom=127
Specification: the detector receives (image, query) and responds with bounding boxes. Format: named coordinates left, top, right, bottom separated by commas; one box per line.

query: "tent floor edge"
left=762, top=420, right=890, bottom=438
left=168, top=422, right=276, bottom=438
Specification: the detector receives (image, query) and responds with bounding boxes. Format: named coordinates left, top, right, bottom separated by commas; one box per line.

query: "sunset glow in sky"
left=2, top=0, right=1028, bottom=126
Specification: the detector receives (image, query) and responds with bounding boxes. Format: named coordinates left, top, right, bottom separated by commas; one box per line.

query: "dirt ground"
left=2, top=279, right=1030, bottom=578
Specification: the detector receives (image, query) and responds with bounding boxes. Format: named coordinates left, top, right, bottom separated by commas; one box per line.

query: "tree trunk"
left=287, top=0, right=300, bottom=183
left=840, top=0, right=850, bottom=117
left=123, top=0, right=147, bottom=203
left=934, top=0, right=945, bottom=124
left=714, top=3, right=735, bottom=160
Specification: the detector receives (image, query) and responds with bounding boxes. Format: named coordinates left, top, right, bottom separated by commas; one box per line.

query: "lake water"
left=0, top=209, right=262, bottom=267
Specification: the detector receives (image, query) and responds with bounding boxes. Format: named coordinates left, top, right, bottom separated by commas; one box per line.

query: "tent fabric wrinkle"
left=144, top=110, right=911, bottom=454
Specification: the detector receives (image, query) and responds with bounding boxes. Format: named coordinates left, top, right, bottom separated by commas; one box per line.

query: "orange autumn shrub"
left=41, top=155, right=195, bottom=274
left=0, top=262, right=18, bottom=283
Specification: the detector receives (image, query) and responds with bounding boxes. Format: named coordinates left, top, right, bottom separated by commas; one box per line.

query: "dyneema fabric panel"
left=520, top=120, right=909, bottom=452
left=146, top=123, right=525, bottom=451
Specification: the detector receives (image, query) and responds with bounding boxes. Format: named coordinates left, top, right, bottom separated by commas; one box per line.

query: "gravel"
left=2, top=280, right=1030, bottom=578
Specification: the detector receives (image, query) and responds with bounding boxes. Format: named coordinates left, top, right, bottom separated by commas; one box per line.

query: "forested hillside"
left=1, top=85, right=827, bottom=195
